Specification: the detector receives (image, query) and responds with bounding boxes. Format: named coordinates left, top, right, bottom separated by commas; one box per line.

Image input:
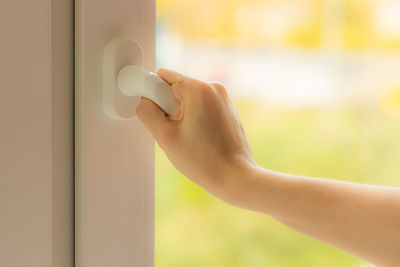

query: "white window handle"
left=117, top=65, right=180, bottom=116
left=103, top=38, right=180, bottom=120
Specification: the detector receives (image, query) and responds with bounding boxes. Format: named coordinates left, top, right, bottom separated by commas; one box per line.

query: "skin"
left=136, top=68, right=400, bottom=267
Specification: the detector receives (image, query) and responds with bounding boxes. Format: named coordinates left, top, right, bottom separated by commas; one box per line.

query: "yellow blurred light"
left=379, top=85, right=400, bottom=115
left=157, top=0, right=400, bottom=51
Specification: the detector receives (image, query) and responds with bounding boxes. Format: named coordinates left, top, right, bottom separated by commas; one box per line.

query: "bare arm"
left=136, top=68, right=400, bottom=267
left=227, top=166, right=400, bottom=266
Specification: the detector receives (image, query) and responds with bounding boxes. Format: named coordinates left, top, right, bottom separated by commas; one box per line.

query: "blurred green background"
left=155, top=0, right=400, bottom=266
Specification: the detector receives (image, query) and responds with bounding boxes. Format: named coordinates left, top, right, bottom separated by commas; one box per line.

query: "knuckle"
left=171, top=79, right=185, bottom=96
left=210, top=81, right=223, bottom=90
left=174, top=77, right=186, bottom=89
left=210, top=82, right=227, bottom=96
left=197, top=80, right=213, bottom=93
left=198, top=82, right=217, bottom=98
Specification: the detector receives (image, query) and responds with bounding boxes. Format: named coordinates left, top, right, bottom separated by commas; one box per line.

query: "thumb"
left=136, top=98, right=173, bottom=140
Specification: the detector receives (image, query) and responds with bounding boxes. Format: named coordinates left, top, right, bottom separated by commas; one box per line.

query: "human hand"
left=139, top=69, right=400, bottom=266
left=136, top=68, right=256, bottom=199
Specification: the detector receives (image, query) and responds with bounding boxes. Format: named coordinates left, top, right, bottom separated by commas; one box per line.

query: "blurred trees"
left=157, top=0, right=400, bottom=52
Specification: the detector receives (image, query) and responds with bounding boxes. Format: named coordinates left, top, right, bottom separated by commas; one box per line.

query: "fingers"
left=157, top=68, right=228, bottom=112
left=136, top=98, right=174, bottom=140
left=157, top=68, right=185, bottom=85
left=157, top=68, right=187, bottom=105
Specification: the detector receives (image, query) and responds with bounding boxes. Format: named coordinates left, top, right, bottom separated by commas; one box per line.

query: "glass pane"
left=155, top=1, right=400, bottom=266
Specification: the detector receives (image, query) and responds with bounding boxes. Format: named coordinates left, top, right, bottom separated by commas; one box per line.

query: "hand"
left=137, top=69, right=400, bottom=267
left=136, top=68, right=256, bottom=198
left=138, top=69, right=400, bottom=266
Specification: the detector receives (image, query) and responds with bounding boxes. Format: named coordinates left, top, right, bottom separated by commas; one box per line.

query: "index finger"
left=157, top=68, right=185, bottom=85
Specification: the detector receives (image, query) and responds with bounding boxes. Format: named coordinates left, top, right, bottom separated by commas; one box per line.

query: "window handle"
left=103, top=38, right=179, bottom=119
left=117, top=65, right=180, bottom=116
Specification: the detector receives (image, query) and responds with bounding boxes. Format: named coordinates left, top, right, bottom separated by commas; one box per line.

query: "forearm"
left=137, top=69, right=400, bottom=266
left=224, top=164, right=400, bottom=266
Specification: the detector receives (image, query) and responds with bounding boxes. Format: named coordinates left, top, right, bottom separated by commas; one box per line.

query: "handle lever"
left=117, top=65, right=180, bottom=116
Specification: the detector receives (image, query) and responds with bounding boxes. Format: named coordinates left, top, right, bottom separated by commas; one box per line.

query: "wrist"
left=216, top=156, right=262, bottom=205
